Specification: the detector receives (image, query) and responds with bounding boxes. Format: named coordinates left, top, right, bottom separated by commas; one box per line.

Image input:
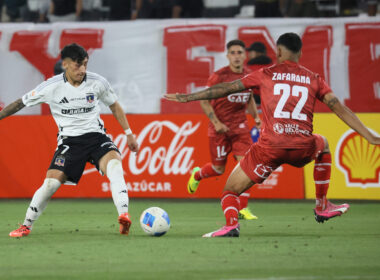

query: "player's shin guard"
left=314, top=152, right=331, bottom=211
left=221, top=191, right=240, bottom=226
left=195, top=162, right=222, bottom=181
left=239, top=190, right=250, bottom=210
left=23, top=178, right=61, bottom=228
left=107, top=159, right=129, bottom=215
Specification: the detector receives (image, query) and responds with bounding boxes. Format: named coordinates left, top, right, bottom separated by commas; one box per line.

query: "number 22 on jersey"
left=273, top=83, right=308, bottom=121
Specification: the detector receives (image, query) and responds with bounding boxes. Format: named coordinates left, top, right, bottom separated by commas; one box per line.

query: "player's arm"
left=324, top=93, right=380, bottom=145
left=200, top=100, right=229, bottom=133
left=164, top=80, right=246, bottom=103
left=0, top=98, right=25, bottom=120
left=109, top=101, right=139, bottom=153
left=246, top=93, right=261, bottom=129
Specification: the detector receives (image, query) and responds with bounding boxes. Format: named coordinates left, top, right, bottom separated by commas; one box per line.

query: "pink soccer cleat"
left=118, top=213, right=132, bottom=235
left=9, top=225, right=31, bottom=237
left=202, top=224, right=240, bottom=237
left=314, top=200, right=350, bottom=223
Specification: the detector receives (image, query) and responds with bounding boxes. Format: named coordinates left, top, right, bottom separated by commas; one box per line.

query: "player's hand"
left=164, top=93, right=188, bottom=103
left=214, top=122, right=229, bottom=134
left=127, top=134, right=139, bottom=154
left=255, top=117, right=262, bottom=129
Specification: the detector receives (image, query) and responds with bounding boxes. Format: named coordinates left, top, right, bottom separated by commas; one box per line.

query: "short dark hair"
left=276, top=33, right=302, bottom=53
left=226, top=39, right=245, bottom=50
left=61, top=43, right=89, bottom=63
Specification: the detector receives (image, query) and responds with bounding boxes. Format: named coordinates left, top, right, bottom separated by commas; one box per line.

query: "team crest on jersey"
left=55, top=156, right=65, bottom=167
left=273, top=123, right=284, bottom=134
left=86, top=93, right=95, bottom=103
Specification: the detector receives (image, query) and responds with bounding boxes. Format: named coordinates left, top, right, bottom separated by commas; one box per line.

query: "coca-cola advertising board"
left=0, top=114, right=304, bottom=199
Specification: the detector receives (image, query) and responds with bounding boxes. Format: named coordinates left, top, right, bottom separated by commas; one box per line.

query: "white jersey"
left=22, top=71, right=117, bottom=140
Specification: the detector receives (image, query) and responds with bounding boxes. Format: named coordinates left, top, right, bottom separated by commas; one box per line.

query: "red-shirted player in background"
left=165, top=33, right=380, bottom=237
left=187, top=40, right=261, bottom=220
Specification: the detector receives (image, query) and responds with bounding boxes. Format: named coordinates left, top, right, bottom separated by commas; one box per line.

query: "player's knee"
left=106, top=159, right=124, bottom=180
left=43, top=178, right=61, bottom=195
left=213, top=165, right=225, bottom=175
left=321, top=136, right=330, bottom=153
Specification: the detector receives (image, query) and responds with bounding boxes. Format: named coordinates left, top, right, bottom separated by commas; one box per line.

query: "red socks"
left=221, top=191, right=240, bottom=226
left=314, top=153, right=331, bottom=211
left=238, top=190, right=250, bottom=210
left=194, top=162, right=221, bottom=181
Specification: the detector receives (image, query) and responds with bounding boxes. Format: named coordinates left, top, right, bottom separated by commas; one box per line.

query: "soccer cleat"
left=118, top=213, right=132, bottom=235
left=202, top=224, right=240, bottom=238
left=314, top=200, right=350, bottom=223
left=187, top=167, right=201, bottom=194
left=238, top=208, right=258, bottom=220
left=9, top=224, right=31, bottom=237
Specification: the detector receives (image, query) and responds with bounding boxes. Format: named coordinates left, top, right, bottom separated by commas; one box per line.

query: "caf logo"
left=336, top=129, right=380, bottom=188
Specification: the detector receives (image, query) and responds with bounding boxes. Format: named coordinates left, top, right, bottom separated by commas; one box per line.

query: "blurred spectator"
left=285, top=0, right=318, bottom=17
left=254, top=0, right=282, bottom=17
left=80, top=0, right=102, bottom=21
left=202, top=0, right=240, bottom=17
left=49, top=0, right=82, bottom=22
left=4, top=0, right=27, bottom=22
left=54, top=60, right=64, bottom=75
left=134, top=0, right=176, bottom=19
left=362, top=0, right=378, bottom=16
left=246, top=42, right=272, bottom=105
left=108, top=0, right=133, bottom=20
left=23, top=0, right=50, bottom=22
left=172, top=0, right=203, bottom=18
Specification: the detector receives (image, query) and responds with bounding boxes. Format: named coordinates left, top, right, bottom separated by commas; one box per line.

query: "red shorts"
left=240, top=134, right=325, bottom=183
left=209, top=133, right=252, bottom=166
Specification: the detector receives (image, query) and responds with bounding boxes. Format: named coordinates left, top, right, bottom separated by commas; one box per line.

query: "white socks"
left=106, top=159, right=129, bottom=215
left=23, top=178, right=61, bottom=228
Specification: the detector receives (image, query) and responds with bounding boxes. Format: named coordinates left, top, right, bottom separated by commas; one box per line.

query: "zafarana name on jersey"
left=272, top=72, right=311, bottom=84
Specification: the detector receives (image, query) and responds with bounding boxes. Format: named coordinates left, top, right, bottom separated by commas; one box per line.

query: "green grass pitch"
left=1, top=199, right=380, bottom=280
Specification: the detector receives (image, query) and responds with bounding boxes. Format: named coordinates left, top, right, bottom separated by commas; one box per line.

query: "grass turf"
left=1, top=199, right=380, bottom=280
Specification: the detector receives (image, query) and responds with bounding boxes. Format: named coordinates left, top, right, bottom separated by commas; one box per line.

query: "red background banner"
left=0, top=115, right=304, bottom=199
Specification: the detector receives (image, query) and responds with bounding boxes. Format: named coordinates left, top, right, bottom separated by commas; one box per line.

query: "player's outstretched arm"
left=324, top=93, right=380, bottom=145
left=109, top=101, right=139, bottom=154
left=164, top=80, right=246, bottom=103
left=0, top=98, right=25, bottom=120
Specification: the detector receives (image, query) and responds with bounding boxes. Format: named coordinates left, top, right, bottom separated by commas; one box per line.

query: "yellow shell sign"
left=336, top=130, right=380, bottom=188
left=304, top=113, right=380, bottom=200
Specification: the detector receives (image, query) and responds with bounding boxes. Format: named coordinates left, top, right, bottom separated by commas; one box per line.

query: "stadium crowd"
left=0, top=0, right=378, bottom=23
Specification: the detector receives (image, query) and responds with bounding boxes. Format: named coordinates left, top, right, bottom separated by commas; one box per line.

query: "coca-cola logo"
left=83, top=120, right=200, bottom=176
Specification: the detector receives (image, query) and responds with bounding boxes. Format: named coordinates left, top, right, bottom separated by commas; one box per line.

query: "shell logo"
left=336, top=130, right=380, bottom=188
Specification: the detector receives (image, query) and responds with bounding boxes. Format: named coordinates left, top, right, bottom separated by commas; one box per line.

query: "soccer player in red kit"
left=187, top=39, right=261, bottom=220
left=165, top=32, right=380, bottom=237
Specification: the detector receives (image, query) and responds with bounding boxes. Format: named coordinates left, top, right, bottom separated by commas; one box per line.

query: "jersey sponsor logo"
left=86, top=93, right=95, bottom=103
left=273, top=123, right=284, bottom=134
left=61, top=107, right=95, bottom=115
left=227, top=92, right=250, bottom=103
left=54, top=155, right=65, bottom=167
left=336, top=130, right=380, bottom=188
left=59, top=97, right=69, bottom=104
left=272, top=72, right=311, bottom=85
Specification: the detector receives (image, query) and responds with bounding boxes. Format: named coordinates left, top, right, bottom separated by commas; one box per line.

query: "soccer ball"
left=139, top=207, right=170, bottom=236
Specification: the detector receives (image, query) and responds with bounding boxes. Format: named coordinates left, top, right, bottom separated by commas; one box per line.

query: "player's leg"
left=202, top=163, right=254, bottom=238
left=232, top=132, right=258, bottom=220
left=98, top=150, right=131, bottom=235
left=312, top=135, right=349, bottom=223
left=9, top=170, right=66, bottom=237
left=187, top=135, right=230, bottom=194
left=203, top=144, right=273, bottom=237
left=235, top=156, right=257, bottom=220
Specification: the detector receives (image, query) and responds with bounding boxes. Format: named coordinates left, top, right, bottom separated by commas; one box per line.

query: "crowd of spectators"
left=0, top=0, right=378, bottom=23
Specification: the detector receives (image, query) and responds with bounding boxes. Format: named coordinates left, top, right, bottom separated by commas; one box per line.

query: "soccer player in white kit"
left=0, top=43, right=138, bottom=237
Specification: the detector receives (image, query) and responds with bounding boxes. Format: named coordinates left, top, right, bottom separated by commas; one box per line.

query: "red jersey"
left=207, top=66, right=252, bottom=137
left=241, top=60, right=332, bottom=149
